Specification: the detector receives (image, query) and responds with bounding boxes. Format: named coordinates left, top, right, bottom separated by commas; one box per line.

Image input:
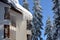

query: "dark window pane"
left=4, top=25, right=10, bottom=38
left=27, top=34, right=32, bottom=40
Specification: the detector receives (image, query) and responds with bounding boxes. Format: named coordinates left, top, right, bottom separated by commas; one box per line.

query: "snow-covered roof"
left=8, top=0, right=33, bottom=20
left=14, top=4, right=33, bottom=20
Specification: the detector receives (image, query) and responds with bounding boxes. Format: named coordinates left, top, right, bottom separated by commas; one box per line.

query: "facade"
left=23, top=0, right=32, bottom=40
left=0, top=0, right=33, bottom=40
left=52, top=0, right=60, bottom=40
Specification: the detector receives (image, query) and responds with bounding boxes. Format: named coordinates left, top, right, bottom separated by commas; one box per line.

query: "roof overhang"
left=8, top=0, right=33, bottom=20
left=0, top=0, right=33, bottom=20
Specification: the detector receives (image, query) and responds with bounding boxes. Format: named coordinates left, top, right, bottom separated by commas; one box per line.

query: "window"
left=4, top=25, right=10, bottom=38
left=27, top=20, right=32, bottom=30
left=4, top=7, right=10, bottom=19
left=11, top=20, right=16, bottom=27
left=27, top=34, right=32, bottom=40
left=11, top=16, right=16, bottom=27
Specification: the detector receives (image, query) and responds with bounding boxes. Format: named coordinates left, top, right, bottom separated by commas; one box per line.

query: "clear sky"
left=19, top=0, right=54, bottom=40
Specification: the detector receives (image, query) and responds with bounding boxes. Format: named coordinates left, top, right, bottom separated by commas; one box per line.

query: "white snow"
left=8, top=0, right=33, bottom=20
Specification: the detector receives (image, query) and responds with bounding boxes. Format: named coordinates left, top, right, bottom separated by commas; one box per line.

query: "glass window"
left=27, top=34, right=32, bottom=40
left=11, top=16, right=16, bottom=27
left=27, top=20, right=32, bottom=30
left=4, top=7, right=10, bottom=19
left=4, top=25, right=10, bottom=38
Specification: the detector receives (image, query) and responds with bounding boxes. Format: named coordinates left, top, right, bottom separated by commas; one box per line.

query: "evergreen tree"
left=45, top=17, right=52, bottom=40
left=23, top=0, right=29, bottom=10
left=31, top=0, right=43, bottom=40
left=52, top=0, right=60, bottom=40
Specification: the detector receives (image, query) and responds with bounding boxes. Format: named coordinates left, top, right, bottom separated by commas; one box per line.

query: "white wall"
left=10, top=9, right=27, bottom=40
left=10, top=9, right=31, bottom=40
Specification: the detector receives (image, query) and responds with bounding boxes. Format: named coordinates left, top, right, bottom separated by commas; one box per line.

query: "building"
left=0, top=0, right=33, bottom=40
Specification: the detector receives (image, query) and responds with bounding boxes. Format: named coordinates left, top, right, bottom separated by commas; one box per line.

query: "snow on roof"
left=8, top=0, right=33, bottom=20
left=15, top=4, right=33, bottom=20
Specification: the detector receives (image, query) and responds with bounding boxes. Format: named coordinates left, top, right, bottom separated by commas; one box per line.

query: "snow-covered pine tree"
left=23, top=0, right=29, bottom=10
left=32, top=0, right=43, bottom=40
left=52, top=0, right=60, bottom=40
left=45, top=17, right=52, bottom=40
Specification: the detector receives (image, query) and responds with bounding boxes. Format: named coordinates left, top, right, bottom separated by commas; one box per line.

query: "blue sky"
left=19, top=0, right=54, bottom=40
